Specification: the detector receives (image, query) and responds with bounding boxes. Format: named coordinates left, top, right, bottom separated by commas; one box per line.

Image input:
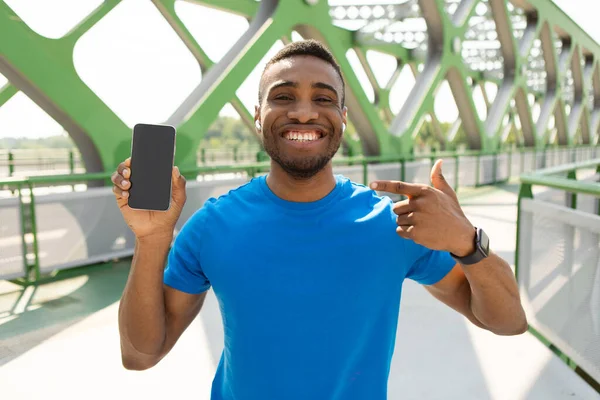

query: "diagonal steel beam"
left=354, top=47, right=381, bottom=101
left=0, top=1, right=125, bottom=173
left=514, top=87, right=537, bottom=146
left=152, top=0, right=257, bottom=138
left=359, top=43, right=410, bottom=64
left=429, top=112, right=447, bottom=149
left=188, top=0, right=258, bottom=18
left=451, top=0, right=478, bottom=27
left=518, top=13, right=543, bottom=60
left=389, top=0, right=445, bottom=149
left=589, top=64, right=600, bottom=143
left=163, top=0, right=286, bottom=166
left=298, top=24, right=393, bottom=156
left=566, top=46, right=587, bottom=143
left=0, top=83, right=17, bottom=108
left=447, top=118, right=462, bottom=143
left=489, top=0, right=518, bottom=75
left=535, top=22, right=560, bottom=144
left=446, top=66, right=484, bottom=149
left=62, top=0, right=120, bottom=48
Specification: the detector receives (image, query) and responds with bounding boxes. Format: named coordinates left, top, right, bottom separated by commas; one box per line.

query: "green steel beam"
left=191, top=0, right=259, bottom=18
left=0, top=1, right=126, bottom=173
left=152, top=0, right=257, bottom=137
left=164, top=0, right=290, bottom=167
left=0, top=83, right=17, bottom=107
left=0, top=0, right=599, bottom=176
left=361, top=43, right=410, bottom=63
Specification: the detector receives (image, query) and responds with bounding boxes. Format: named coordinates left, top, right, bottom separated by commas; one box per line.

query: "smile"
left=283, top=130, right=324, bottom=142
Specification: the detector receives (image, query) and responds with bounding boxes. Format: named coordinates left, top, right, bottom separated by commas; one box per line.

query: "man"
left=114, top=40, right=527, bottom=399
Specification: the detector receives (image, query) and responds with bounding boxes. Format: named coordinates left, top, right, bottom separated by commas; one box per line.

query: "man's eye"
left=275, top=95, right=292, bottom=101
left=316, top=97, right=332, bottom=103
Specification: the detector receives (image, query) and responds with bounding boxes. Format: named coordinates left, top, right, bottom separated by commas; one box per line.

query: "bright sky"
left=0, top=0, right=597, bottom=139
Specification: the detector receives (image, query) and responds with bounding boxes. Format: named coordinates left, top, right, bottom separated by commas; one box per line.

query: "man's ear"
left=254, top=105, right=261, bottom=132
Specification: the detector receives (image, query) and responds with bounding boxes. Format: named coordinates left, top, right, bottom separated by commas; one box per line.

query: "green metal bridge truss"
left=0, top=0, right=598, bottom=174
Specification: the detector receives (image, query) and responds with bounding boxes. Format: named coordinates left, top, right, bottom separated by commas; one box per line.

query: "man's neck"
left=265, top=162, right=337, bottom=202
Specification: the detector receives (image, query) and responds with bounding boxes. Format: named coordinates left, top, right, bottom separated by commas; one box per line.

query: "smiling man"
left=115, top=40, right=527, bottom=400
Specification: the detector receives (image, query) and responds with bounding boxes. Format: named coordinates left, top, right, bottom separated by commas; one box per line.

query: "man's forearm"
left=462, top=252, right=528, bottom=335
left=118, top=236, right=172, bottom=366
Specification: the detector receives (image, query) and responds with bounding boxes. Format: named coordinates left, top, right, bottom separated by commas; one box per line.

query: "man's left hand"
left=370, top=159, right=476, bottom=257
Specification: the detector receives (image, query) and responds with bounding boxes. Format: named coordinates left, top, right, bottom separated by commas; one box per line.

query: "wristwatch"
left=451, top=227, right=490, bottom=265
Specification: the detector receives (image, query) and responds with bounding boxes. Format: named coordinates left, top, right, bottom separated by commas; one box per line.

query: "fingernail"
left=122, top=180, right=129, bottom=187
left=370, top=183, right=378, bottom=189
left=122, top=191, right=128, bottom=198
left=174, top=166, right=180, bottom=177
left=123, top=168, right=129, bottom=177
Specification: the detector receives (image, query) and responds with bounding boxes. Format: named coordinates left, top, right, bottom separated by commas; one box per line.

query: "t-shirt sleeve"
left=163, top=209, right=211, bottom=294
left=404, top=240, right=457, bottom=285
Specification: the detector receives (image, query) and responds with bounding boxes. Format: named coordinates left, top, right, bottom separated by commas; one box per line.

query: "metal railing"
left=0, top=145, right=597, bottom=287
left=516, top=158, right=600, bottom=390
left=0, top=149, right=82, bottom=177
left=0, top=147, right=264, bottom=177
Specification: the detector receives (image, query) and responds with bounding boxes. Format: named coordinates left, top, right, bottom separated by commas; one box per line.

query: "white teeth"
left=285, top=131, right=320, bottom=141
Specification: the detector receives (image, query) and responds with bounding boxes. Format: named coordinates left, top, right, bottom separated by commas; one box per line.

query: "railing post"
left=514, top=182, right=533, bottom=282
left=69, top=150, right=75, bottom=174
left=401, top=159, right=406, bottom=183
left=28, top=182, right=41, bottom=282
left=520, top=149, right=524, bottom=174
left=8, top=151, right=14, bottom=177
left=566, top=170, right=577, bottom=209
left=362, top=159, right=368, bottom=186
left=508, top=149, right=512, bottom=179
left=17, top=180, right=41, bottom=284
left=475, top=152, right=481, bottom=186
left=597, top=164, right=600, bottom=215
left=400, top=159, right=407, bottom=201
left=17, top=183, right=30, bottom=284
left=493, top=151, right=498, bottom=184
left=454, top=154, right=459, bottom=192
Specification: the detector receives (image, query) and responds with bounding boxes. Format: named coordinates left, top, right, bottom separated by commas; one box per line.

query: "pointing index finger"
left=369, top=180, right=422, bottom=197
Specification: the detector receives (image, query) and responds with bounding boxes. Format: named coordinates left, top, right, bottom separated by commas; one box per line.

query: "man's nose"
left=287, top=101, right=319, bottom=123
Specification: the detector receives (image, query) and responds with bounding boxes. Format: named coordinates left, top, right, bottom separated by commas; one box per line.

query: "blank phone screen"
left=128, top=123, right=176, bottom=211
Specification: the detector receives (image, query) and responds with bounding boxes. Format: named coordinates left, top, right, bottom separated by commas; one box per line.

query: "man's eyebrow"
left=267, top=80, right=298, bottom=92
left=312, top=82, right=339, bottom=97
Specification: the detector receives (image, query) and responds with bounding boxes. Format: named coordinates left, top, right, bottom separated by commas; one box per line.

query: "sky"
left=0, top=0, right=597, bottom=139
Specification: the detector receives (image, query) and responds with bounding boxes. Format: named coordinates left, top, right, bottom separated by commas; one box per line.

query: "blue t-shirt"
left=164, top=174, right=455, bottom=400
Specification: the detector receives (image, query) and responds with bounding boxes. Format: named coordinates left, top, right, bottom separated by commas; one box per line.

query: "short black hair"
left=258, top=39, right=345, bottom=107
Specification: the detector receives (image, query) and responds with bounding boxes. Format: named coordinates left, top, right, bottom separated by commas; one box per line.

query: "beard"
left=262, top=130, right=342, bottom=180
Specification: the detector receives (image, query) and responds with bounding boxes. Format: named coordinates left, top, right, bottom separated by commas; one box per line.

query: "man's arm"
left=118, top=237, right=208, bottom=370
left=425, top=256, right=527, bottom=335
left=370, top=159, right=527, bottom=336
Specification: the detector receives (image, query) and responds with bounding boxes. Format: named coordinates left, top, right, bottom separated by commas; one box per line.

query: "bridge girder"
left=0, top=0, right=598, bottom=173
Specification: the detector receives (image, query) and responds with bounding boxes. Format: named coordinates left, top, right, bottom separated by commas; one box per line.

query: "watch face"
left=478, top=229, right=490, bottom=255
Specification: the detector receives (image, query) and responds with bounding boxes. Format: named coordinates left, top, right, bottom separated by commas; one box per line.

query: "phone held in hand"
left=128, top=123, right=176, bottom=211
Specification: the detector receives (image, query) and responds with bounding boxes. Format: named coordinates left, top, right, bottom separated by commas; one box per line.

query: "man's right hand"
left=111, top=157, right=187, bottom=241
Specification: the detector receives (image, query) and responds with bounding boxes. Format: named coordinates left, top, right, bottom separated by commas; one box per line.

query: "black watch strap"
left=451, top=227, right=490, bottom=265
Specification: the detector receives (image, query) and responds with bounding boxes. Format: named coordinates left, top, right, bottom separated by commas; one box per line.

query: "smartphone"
left=128, top=123, right=176, bottom=211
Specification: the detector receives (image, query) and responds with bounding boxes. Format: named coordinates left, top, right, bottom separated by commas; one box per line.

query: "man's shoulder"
left=210, top=176, right=260, bottom=202
left=337, top=175, right=393, bottom=206
left=194, top=176, right=263, bottom=217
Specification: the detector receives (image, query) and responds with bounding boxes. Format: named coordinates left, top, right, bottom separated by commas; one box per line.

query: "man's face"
left=256, top=55, right=347, bottom=179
